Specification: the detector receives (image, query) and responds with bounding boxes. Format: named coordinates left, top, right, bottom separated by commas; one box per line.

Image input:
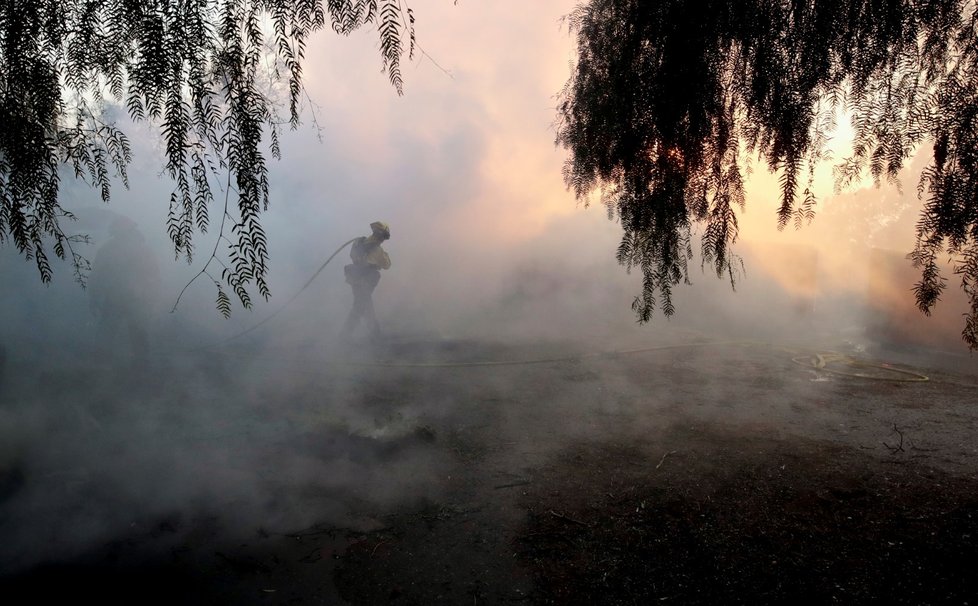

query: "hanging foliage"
left=557, top=0, right=978, bottom=348
left=0, top=0, right=414, bottom=314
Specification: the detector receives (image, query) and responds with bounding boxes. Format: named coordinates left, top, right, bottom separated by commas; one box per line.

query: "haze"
left=0, top=0, right=971, bottom=587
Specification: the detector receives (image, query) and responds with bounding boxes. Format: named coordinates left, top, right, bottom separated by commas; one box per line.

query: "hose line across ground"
left=339, top=340, right=933, bottom=383
left=789, top=352, right=930, bottom=382
left=213, top=238, right=359, bottom=346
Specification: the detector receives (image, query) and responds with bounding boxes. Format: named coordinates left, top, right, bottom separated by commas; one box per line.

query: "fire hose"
left=214, top=237, right=359, bottom=346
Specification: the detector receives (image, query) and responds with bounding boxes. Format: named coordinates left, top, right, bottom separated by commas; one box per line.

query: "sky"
left=273, top=0, right=967, bottom=349
left=268, top=0, right=626, bottom=338
left=0, top=0, right=969, bottom=352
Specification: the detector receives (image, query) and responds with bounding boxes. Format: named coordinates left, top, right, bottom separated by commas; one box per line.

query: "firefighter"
left=341, top=221, right=391, bottom=340
left=88, top=216, right=160, bottom=365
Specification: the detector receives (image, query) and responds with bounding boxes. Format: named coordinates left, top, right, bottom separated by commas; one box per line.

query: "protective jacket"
left=342, top=228, right=390, bottom=340
left=344, top=236, right=390, bottom=287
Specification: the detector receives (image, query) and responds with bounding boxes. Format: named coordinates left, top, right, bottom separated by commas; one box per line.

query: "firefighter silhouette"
left=88, top=216, right=160, bottom=364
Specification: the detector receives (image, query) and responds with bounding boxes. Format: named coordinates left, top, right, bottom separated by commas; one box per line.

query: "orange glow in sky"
left=283, top=1, right=965, bottom=344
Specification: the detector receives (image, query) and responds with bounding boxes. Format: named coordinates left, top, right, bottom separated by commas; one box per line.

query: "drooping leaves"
left=0, top=0, right=414, bottom=311
left=558, top=0, right=978, bottom=348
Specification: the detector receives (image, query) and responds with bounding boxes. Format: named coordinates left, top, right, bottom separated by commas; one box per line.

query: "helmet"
left=109, top=215, right=138, bottom=236
left=370, top=221, right=391, bottom=239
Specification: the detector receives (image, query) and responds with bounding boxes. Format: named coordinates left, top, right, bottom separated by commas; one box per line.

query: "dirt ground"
left=2, top=332, right=978, bottom=604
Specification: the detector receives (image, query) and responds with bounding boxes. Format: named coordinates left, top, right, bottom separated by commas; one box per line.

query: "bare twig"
left=298, top=546, right=323, bottom=563
left=494, top=480, right=531, bottom=490
left=171, top=163, right=233, bottom=313
left=656, top=450, right=678, bottom=470
left=549, top=510, right=588, bottom=527
left=883, top=424, right=905, bottom=453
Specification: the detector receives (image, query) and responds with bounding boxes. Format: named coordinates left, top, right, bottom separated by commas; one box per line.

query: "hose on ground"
left=211, top=237, right=358, bottom=347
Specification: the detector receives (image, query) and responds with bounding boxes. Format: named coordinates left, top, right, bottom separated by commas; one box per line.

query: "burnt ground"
left=1, top=334, right=978, bottom=604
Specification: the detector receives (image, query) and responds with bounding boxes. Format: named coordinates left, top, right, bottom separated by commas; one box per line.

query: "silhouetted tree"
left=557, top=0, right=978, bottom=348
left=0, top=0, right=413, bottom=315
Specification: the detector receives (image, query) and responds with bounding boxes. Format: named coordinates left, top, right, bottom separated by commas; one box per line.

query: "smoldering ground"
left=4, top=193, right=978, bottom=604
left=0, top=198, right=961, bottom=544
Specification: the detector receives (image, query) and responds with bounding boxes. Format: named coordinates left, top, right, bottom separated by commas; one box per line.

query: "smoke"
left=1, top=0, right=972, bottom=585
